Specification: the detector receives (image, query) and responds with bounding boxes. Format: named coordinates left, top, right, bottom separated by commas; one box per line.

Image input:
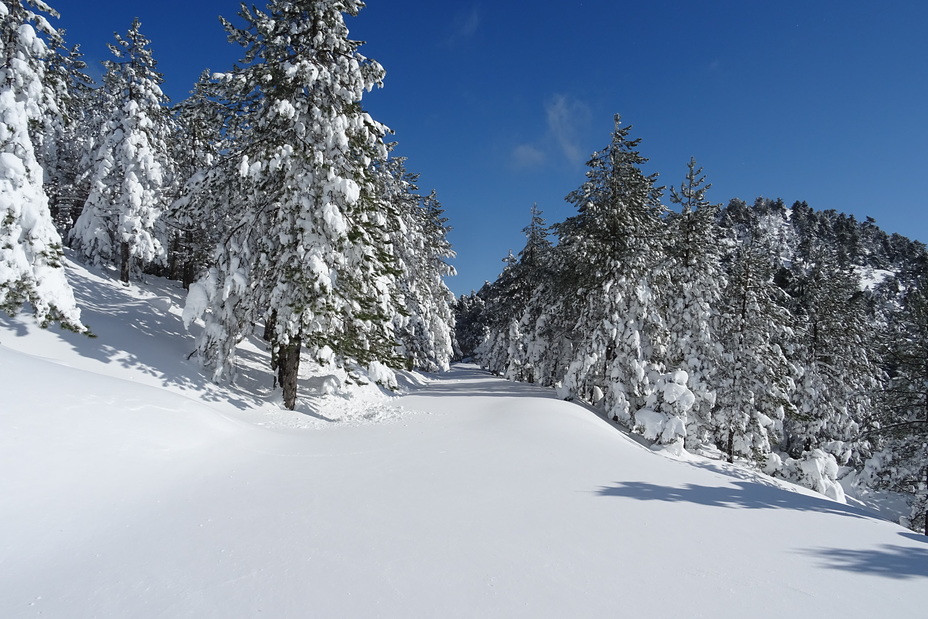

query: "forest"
left=455, top=118, right=928, bottom=534
left=1, top=0, right=457, bottom=412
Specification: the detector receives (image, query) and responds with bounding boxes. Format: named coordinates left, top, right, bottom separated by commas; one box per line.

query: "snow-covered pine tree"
left=453, top=290, right=487, bottom=361
left=713, top=236, right=795, bottom=464
left=70, top=18, right=169, bottom=283
left=181, top=0, right=396, bottom=410
left=782, top=238, right=879, bottom=464
left=861, top=275, right=928, bottom=533
left=507, top=203, right=555, bottom=384
left=0, top=0, right=84, bottom=331
left=474, top=204, right=555, bottom=382
left=166, top=69, right=227, bottom=289
left=473, top=251, right=524, bottom=377
left=382, top=157, right=456, bottom=372
left=413, top=189, right=456, bottom=370
left=41, top=38, right=95, bottom=234
left=554, top=114, right=666, bottom=427
left=662, top=157, right=727, bottom=448
left=519, top=202, right=552, bottom=272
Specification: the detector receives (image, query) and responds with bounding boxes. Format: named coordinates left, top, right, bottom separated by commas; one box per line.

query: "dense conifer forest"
left=456, top=117, right=928, bottom=533
left=1, top=0, right=456, bottom=410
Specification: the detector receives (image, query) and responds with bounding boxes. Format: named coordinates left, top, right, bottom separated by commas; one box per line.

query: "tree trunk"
left=263, top=310, right=277, bottom=343
left=119, top=241, right=130, bottom=283
left=182, top=261, right=196, bottom=290
left=727, top=430, right=735, bottom=464
left=277, top=334, right=302, bottom=411
left=265, top=311, right=279, bottom=389
left=182, top=231, right=197, bottom=290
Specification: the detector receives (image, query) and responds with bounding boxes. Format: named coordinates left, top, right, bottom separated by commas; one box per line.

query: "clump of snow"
left=148, top=296, right=172, bottom=313
left=798, top=449, right=846, bottom=503
left=306, top=373, right=341, bottom=395
left=854, top=265, right=894, bottom=291
left=368, top=360, right=397, bottom=389
left=634, top=408, right=686, bottom=445
left=181, top=279, right=211, bottom=328
left=767, top=449, right=847, bottom=504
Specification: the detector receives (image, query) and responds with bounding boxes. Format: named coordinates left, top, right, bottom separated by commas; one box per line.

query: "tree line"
left=1, top=0, right=456, bottom=408
left=456, top=115, right=928, bottom=534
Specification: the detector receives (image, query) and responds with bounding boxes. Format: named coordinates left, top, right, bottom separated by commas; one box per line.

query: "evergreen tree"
left=0, top=0, right=84, bottom=331
left=713, top=237, right=794, bottom=464
left=554, top=114, right=666, bottom=426
left=518, top=202, right=552, bottom=270
left=383, top=157, right=456, bottom=372
left=663, top=157, right=726, bottom=448
left=41, top=38, right=95, bottom=234
left=453, top=290, right=487, bottom=361
left=181, top=0, right=395, bottom=410
left=506, top=203, right=554, bottom=383
left=166, top=69, right=227, bottom=288
left=862, top=276, right=928, bottom=533
left=70, top=18, right=170, bottom=283
left=783, top=239, right=879, bottom=463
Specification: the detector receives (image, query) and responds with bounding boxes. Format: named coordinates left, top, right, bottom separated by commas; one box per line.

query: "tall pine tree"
left=181, top=0, right=396, bottom=410
left=554, top=114, right=666, bottom=425
left=0, top=0, right=84, bottom=331
left=662, top=157, right=726, bottom=448
left=70, top=18, right=170, bottom=283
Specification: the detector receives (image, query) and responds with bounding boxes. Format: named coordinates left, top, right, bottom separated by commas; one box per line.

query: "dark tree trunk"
left=119, top=241, right=130, bottom=283
left=181, top=231, right=197, bottom=290
left=727, top=430, right=735, bottom=464
left=263, top=310, right=277, bottom=343
left=278, top=334, right=302, bottom=411
left=182, top=261, right=196, bottom=290
left=265, top=311, right=279, bottom=389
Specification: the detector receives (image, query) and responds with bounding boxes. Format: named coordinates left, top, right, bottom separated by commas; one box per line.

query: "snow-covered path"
left=3, top=356, right=927, bottom=618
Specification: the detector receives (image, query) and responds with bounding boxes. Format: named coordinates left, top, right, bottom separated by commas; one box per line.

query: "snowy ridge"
left=2, top=256, right=928, bottom=617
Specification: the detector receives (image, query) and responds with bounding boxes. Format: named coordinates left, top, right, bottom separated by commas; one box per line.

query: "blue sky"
left=49, top=1, right=928, bottom=295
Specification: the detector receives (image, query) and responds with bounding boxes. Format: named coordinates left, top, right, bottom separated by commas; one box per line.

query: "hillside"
left=2, top=256, right=927, bottom=618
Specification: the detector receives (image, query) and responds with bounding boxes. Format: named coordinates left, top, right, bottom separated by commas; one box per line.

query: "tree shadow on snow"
left=596, top=480, right=877, bottom=522
left=0, top=313, right=29, bottom=338
left=800, top=540, right=928, bottom=579
left=1, top=261, right=260, bottom=411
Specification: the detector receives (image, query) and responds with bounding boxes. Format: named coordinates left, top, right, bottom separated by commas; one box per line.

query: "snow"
left=2, top=255, right=928, bottom=617
left=854, top=265, right=894, bottom=291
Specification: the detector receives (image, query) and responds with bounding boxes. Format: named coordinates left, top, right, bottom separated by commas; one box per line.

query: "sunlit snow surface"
left=2, top=255, right=927, bottom=618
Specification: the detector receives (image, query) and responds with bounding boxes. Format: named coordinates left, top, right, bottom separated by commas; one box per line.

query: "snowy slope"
left=2, top=256, right=927, bottom=618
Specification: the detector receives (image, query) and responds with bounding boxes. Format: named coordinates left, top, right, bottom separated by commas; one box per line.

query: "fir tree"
left=662, top=157, right=726, bottom=448
left=783, top=239, right=879, bottom=463
left=0, top=0, right=85, bottom=331
left=41, top=38, right=95, bottom=234
left=70, top=18, right=170, bottom=283
left=554, top=114, right=666, bottom=425
left=166, top=70, right=227, bottom=288
left=181, top=0, right=395, bottom=410
left=713, top=237, right=794, bottom=464
left=862, top=276, right=928, bottom=533
left=506, top=203, right=554, bottom=383
left=383, top=157, right=456, bottom=372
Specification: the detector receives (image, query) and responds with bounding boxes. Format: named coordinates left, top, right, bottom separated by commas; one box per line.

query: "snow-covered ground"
left=2, top=256, right=927, bottom=618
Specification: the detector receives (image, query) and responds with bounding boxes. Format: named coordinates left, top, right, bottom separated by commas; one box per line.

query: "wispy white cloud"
left=511, top=143, right=547, bottom=169
left=545, top=94, right=591, bottom=167
left=509, top=94, right=592, bottom=171
left=447, top=5, right=481, bottom=45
